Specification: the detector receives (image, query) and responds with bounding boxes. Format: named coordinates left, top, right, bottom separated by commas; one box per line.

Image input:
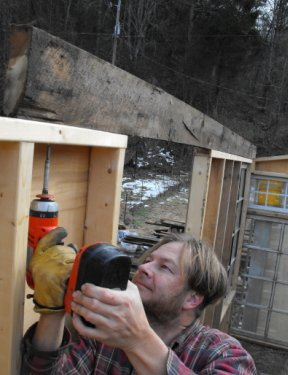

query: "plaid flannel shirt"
left=21, top=319, right=257, bottom=374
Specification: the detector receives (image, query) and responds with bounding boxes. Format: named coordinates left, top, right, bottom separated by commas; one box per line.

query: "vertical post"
left=185, top=150, right=211, bottom=240
left=112, top=0, right=122, bottom=65
left=84, top=147, right=126, bottom=245
left=0, top=141, right=34, bottom=374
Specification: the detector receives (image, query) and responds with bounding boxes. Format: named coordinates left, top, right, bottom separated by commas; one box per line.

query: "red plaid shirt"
left=22, top=320, right=257, bottom=374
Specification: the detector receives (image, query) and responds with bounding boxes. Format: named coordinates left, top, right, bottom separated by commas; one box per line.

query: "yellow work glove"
left=29, top=227, right=76, bottom=314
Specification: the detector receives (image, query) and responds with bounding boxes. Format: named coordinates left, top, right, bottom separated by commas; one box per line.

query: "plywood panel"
left=0, top=142, right=34, bottom=375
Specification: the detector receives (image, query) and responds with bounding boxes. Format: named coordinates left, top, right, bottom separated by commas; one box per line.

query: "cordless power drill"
left=26, top=145, right=59, bottom=289
left=26, top=147, right=131, bottom=316
left=64, top=242, right=131, bottom=326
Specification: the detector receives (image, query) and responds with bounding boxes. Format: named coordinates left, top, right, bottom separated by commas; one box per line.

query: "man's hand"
left=71, top=281, right=152, bottom=351
left=71, top=281, right=169, bottom=374
left=29, top=227, right=76, bottom=313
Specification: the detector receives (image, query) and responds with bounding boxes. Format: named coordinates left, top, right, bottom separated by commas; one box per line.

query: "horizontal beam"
left=210, top=150, right=252, bottom=163
left=0, top=117, right=127, bottom=148
left=3, top=26, right=256, bottom=159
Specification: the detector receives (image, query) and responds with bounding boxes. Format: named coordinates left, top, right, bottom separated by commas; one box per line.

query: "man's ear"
left=182, top=291, right=204, bottom=311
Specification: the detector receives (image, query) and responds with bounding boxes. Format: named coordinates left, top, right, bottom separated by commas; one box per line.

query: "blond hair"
left=140, top=233, right=227, bottom=318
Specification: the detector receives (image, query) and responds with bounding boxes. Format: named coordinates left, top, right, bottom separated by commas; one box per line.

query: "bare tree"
left=122, top=0, right=161, bottom=63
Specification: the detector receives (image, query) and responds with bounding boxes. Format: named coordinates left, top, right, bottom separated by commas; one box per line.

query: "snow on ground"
left=122, top=146, right=190, bottom=208
left=122, top=175, right=181, bottom=207
left=136, top=147, right=175, bottom=168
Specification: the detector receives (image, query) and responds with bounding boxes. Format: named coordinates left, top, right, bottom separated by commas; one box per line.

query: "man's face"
left=132, top=241, right=188, bottom=324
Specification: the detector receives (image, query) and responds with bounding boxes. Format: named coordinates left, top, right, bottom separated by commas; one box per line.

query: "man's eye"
left=143, top=257, right=152, bottom=263
left=161, top=264, right=173, bottom=273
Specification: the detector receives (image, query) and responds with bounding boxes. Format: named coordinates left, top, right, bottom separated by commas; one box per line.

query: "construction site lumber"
left=145, top=218, right=185, bottom=232
left=3, top=25, right=256, bottom=159
left=121, top=234, right=159, bottom=247
left=0, top=117, right=127, bottom=374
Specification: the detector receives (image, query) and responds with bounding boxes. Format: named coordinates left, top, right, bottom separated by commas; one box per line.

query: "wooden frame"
left=230, top=155, right=288, bottom=348
left=0, top=117, right=127, bottom=375
left=186, top=149, right=252, bottom=328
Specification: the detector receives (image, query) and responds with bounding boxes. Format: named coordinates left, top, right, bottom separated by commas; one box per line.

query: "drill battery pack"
left=65, top=243, right=131, bottom=313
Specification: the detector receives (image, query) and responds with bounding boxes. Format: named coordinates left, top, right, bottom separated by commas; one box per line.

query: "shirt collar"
left=170, top=319, right=202, bottom=350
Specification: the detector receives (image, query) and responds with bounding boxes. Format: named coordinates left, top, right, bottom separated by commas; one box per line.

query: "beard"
left=143, top=289, right=187, bottom=326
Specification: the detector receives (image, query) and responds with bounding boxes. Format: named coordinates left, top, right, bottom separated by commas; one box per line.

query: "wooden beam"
left=0, top=117, right=127, bottom=148
left=3, top=26, right=256, bottom=159
left=0, top=141, right=34, bottom=375
left=253, top=159, right=288, bottom=174
left=211, top=150, right=252, bottom=163
left=252, top=170, right=288, bottom=179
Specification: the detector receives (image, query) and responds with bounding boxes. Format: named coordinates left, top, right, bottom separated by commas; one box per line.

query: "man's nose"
left=138, top=261, right=153, bottom=277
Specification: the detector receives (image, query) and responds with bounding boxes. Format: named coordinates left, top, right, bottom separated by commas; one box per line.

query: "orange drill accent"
left=64, top=243, right=96, bottom=313
left=26, top=215, right=58, bottom=289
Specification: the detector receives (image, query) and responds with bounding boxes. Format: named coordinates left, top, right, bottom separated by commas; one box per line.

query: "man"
left=22, top=227, right=257, bottom=374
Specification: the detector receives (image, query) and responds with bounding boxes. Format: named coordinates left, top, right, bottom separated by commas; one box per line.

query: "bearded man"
left=22, top=228, right=257, bottom=374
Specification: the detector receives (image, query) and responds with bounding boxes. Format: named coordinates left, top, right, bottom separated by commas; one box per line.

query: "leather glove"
left=29, top=227, right=76, bottom=314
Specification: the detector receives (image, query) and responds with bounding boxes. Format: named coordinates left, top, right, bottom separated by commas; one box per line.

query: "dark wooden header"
left=3, top=26, right=256, bottom=158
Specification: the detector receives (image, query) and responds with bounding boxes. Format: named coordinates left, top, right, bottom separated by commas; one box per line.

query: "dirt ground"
left=119, top=170, right=288, bottom=375
left=119, top=183, right=189, bottom=235
left=240, top=340, right=288, bottom=375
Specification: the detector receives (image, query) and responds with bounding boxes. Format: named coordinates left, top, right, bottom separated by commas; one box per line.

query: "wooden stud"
left=202, top=158, right=225, bottom=248
left=84, top=147, right=126, bottom=245
left=0, top=141, right=34, bottom=375
left=231, top=164, right=251, bottom=291
left=214, top=160, right=234, bottom=259
left=201, top=158, right=225, bottom=326
left=221, top=162, right=241, bottom=270
left=185, top=152, right=211, bottom=240
left=210, top=161, right=234, bottom=327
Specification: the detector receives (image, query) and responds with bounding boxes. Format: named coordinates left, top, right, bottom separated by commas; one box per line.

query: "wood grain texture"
left=185, top=152, right=211, bottom=239
left=84, top=147, right=125, bottom=245
left=3, top=26, right=256, bottom=159
left=0, top=142, right=34, bottom=375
